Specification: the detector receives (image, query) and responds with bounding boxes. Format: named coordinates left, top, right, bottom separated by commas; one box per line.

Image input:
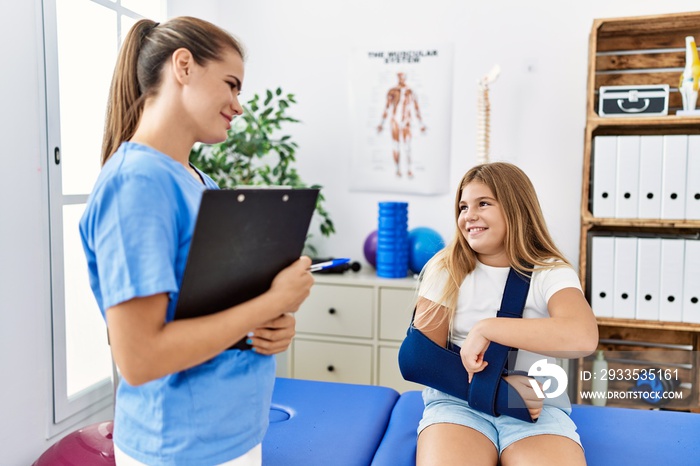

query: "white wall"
left=2, top=0, right=698, bottom=463
left=170, top=0, right=699, bottom=268
left=0, top=1, right=55, bottom=463
left=1, top=1, right=112, bottom=465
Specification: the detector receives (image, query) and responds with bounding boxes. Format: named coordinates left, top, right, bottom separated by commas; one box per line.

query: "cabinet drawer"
left=292, top=339, right=372, bottom=384
left=297, top=284, right=373, bottom=338
left=378, top=346, right=424, bottom=393
left=379, top=288, right=416, bottom=341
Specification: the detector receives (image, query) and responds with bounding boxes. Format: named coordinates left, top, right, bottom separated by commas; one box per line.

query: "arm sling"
left=398, top=267, right=536, bottom=423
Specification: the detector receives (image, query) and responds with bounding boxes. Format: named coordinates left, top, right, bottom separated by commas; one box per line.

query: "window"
left=42, top=0, right=166, bottom=425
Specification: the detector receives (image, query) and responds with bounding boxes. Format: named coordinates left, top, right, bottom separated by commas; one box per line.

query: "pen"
left=309, top=258, right=351, bottom=272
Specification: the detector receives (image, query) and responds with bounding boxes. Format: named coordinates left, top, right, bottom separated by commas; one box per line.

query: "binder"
left=686, top=135, right=700, bottom=220
left=592, top=136, right=617, bottom=218
left=659, top=239, right=685, bottom=322
left=590, top=236, right=615, bottom=318
left=638, top=135, right=663, bottom=219
left=615, top=136, right=641, bottom=218
left=681, top=240, right=700, bottom=324
left=613, top=237, right=637, bottom=319
left=635, top=238, right=661, bottom=320
left=661, top=135, right=688, bottom=219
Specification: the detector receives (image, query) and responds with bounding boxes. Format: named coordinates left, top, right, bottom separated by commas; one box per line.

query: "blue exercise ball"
left=408, top=227, right=445, bottom=274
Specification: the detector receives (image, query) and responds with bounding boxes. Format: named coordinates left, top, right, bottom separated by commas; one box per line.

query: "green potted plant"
left=190, top=88, right=334, bottom=255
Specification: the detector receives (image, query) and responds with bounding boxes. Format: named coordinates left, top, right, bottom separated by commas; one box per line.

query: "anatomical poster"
left=349, top=44, right=454, bottom=194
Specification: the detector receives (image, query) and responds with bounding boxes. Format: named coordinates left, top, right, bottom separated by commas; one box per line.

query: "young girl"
left=79, top=17, right=313, bottom=466
left=413, top=162, right=598, bottom=466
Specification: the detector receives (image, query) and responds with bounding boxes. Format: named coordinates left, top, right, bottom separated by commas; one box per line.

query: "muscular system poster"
left=349, top=44, right=453, bottom=194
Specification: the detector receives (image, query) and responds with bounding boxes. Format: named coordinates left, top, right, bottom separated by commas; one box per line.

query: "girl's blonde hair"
left=418, top=162, right=570, bottom=337
left=101, top=16, right=245, bottom=165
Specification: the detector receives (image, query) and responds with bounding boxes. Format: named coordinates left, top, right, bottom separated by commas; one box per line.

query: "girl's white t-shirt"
left=418, top=260, right=583, bottom=373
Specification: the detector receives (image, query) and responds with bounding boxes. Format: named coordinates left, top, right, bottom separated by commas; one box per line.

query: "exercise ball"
left=33, top=420, right=115, bottom=466
left=408, top=227, right=445, bottom=274
left=363, top=230, right=378, bottom=268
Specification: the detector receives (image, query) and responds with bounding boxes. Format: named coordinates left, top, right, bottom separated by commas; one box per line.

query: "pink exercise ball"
left=33, top=420, right=115, bottom=466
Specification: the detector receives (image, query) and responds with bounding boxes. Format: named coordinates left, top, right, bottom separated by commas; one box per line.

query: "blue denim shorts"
left=417, top=387, right=582, bottom=455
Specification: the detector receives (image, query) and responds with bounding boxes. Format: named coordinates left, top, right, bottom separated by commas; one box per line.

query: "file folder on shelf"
left=615, top=136, right=641, bottom=219
left=661, top=135, right=688, bottom=220
left=638, top=135, right=663, bottom=219
left=613, top=237, right=637, bottom=319
left=686, top=136, right=700, bottom=221
left=659, top=239, right=685, bottom=322
left=590, top=236, right=615, bottom=318
left=635, top=238, right=661, bottom=320
left=592, top=136, right=617, bottom=218
left=682, top=240, right=700, bottom=324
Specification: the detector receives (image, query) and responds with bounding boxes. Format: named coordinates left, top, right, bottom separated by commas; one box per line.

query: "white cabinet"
left=293, top=340, right=373, bottom=384
left=288, top=270, right=424, bottom=393
left=295, top=284, right=373, bottom=338
left=379, top=288, right=416, bottom=341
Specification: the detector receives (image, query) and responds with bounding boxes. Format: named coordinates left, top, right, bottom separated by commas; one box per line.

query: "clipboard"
left=174, top=187, right=319, bottom=350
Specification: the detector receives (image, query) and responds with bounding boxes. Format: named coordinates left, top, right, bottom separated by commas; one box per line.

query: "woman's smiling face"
left=457, top=181, right=508, bottom=266
left=183, top=47, right=245, bottom=145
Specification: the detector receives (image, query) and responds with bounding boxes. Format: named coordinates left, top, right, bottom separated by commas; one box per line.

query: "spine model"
left=476, top=65, right=500, bottom=164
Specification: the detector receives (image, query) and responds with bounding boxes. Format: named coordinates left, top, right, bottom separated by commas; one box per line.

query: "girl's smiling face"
left=458, top=181, right=508, bottom=266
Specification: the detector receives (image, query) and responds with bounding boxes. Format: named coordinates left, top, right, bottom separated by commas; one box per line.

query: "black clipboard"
left=174, top=187, right=319, bottom=350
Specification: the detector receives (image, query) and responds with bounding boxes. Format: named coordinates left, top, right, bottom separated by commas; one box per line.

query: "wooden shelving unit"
left=578, top=12, right=700, bottom=412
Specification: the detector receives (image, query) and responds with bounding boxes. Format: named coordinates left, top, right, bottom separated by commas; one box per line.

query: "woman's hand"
left=246, top=257, right=311, bottom=355
left=268, top=256, right=314, bottom=315
left=248, top=313, right=296, bottom=355
left=459, top=323, right=490, bottom=382
left=503, top=374, right=544, bottom=420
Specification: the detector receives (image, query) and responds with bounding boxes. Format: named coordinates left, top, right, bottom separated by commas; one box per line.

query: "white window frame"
left=41, top=0, right=166, bottom=428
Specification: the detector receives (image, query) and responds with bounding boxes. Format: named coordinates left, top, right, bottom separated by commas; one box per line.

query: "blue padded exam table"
left=263, top=378, right=399, bottom=466
left=372, top=390, right=700, bottom=466
left=265, top=378, right=700, bottom=466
